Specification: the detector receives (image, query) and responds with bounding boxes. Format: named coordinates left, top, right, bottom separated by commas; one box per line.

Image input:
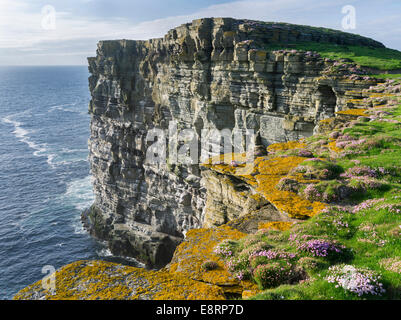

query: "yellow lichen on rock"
left=319, top=117, right=335, bottom=124
left=14, top=224, right=251, bottom=300
left=336, top=109, right=367, bottom=116
left=167, top=225, right=246, bottom=293
left=267, top=140, right=306, bottom=152
left=242, top=289, right=260, bottom=299
left=204, top=152, right=326, bottom=219
left=201, top=152, right=257, bottom=178
left=253, top=156, right=326, bottom=219
left=13, top=260, right=226, bottom=300
left=369, top=93, right=394, bottom=98
left=328, top=140, right=342, bottom=153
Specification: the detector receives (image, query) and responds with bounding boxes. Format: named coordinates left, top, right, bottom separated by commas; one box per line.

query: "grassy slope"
left=260, top=87, right=401, bottom=299
left=266, top=41, right=401, bottom=71
left=256, top=107, right=401, bottom=300
left=214, top=79, right=401, bottom=300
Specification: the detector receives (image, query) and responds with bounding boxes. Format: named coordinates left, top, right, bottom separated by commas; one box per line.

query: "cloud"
left=0, top=0, right=400, bottom=65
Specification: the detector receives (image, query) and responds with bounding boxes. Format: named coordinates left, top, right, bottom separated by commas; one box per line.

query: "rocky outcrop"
left=201, top=170, right=292, bottom=228
left=13, top=260, right=227, bottom=300
left=14, top=225, right=254, bottom=300
left=84, top=18, right=381, bottom=267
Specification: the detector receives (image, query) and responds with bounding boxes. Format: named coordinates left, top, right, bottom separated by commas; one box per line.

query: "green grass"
left=369, top=74, right=401, bottom=80
left=266, top=41, right=401, bottom=71
left=249, top=189, right=401, bottom=300
left=226, top=95, right=401, bottom=300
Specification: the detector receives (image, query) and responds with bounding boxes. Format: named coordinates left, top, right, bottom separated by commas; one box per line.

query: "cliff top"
left=95, top=18, right=401, bottom=72
left=166, top=17, right=385, bottom=48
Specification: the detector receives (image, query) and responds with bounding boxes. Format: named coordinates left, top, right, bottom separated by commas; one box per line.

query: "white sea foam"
left=64, top=176, right=94, bottom=211
left=3, top=114, right=89, bottom=169
left=97, top=247, right=113, bottom=257
left=62, top=176, right=95, bottom=234
left=46, top=148, right=88, bottom=168
left=2, top=115, right=50, bottom=162
left=48, top=102, right=87, bottom=115
left=48, top=103, right=76, bottom=113
left=96, top=246, right=146, bottom=267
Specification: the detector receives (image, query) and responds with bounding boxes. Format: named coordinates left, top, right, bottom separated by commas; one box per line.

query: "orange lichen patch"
left=288, top=171, right=321, bottom=184
left=13, top=260, right=226, bottom=300
left=201, top=152, right=256, bottom=177
left=250, top=192, right=265, bottom=202
left=346, top=98, right=365, bottom=104
left=258, top=184, right=326, bottom=219
left=369, top=93, right=394, bottom=98
left=202, top=152, right=249, bottom=165
left=267, top=140, right=306, bottom=152
left=319, top=117, right=335, bottom=124
left=253, top=156, right=326, bottom=219
left=258, top=221, right=294, bottom=231
left=167, top=225, right=246, bottom=291
left=328, top=140, right=342, bottom=153
left=335, top=109, right=367, bottom=116
left=239, top=280, right=260, bottom=298
left=15, top=225, right=253, bottom=300
left=241, top=280, right=259, bottom=290
left=255, top=156, right=304, bottom=176
left=345, top=90, right=364, bottom=95
left=205, top=154, right=326, bottom=219
left=242, top=289, right=260, bottom=299
left=201, top=153, right=258, bottom=183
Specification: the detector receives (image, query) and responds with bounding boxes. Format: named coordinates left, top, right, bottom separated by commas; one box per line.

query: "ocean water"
left=0, top=66, right=127, bottom=299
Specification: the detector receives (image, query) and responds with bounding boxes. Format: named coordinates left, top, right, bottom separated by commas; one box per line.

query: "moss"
left=296, top=158, right=343, bottom=180
left=306, top=180, right=354, bottom=203
left=298, top=257, right=328, bottom=271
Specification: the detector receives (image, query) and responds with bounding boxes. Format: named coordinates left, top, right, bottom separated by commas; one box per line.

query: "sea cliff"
left=15, top=18, right=401, bottom=300
left=82, top=18, right=382, bottom=267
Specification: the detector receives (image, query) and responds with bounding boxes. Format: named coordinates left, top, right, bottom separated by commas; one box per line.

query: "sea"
left=0, top=66, right=137, bottom=300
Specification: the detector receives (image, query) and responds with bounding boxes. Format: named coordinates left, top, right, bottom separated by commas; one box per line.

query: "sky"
left=0, top=0, right=400, bottom=65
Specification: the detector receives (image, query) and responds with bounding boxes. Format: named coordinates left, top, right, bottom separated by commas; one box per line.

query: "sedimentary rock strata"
left=84, top=18, right=381, bottom=266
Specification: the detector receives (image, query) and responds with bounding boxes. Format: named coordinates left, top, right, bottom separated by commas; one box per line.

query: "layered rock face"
left=84, top=18, right=381, bottom=267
